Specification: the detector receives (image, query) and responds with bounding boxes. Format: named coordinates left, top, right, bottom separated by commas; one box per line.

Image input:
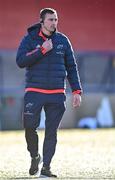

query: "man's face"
left=42, top=13, right=58, bottom=33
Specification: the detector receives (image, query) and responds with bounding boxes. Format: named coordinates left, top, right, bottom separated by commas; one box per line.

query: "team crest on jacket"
left=57, top=44, right=63, bottom=49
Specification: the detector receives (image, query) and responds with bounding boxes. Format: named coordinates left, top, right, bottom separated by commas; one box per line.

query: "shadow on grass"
left=9, top=177, right=38, bottom=180
left=8, top=177, right=115, bottom=180
left=61, top=178, right=115, bottom=179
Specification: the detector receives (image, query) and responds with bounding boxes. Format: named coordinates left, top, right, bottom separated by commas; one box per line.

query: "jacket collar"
left=27, top=23, right=41, bottom=39
left=39, top=30, right=47, bottom=41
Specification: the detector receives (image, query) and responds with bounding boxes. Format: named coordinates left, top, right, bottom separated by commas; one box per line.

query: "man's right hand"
left=42, top=39, right=53, bottom=53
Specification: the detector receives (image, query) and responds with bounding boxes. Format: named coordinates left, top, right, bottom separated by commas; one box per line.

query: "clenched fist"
left=42, top=39, right=53, bottom=53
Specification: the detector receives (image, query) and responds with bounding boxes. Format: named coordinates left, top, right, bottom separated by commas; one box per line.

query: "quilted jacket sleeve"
left=16, top=35, right=45, bottom=68
left=64, top=37, right=82, bottom=94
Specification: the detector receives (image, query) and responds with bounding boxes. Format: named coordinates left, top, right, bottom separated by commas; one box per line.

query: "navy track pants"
left=23, top=92, right=66, bottom=167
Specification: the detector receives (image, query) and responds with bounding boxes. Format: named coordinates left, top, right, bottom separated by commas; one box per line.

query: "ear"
left=40, top=18, right=43, bottom=23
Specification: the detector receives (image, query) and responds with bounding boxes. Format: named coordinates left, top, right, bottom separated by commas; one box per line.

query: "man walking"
left=16, top=8, right=82, bottom=178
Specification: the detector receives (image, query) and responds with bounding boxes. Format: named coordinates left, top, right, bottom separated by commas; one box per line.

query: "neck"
left=41, top=26, right=52, bottom=36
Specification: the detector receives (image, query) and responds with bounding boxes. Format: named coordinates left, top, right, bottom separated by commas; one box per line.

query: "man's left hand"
left=72, top=94, right=81, bottom=108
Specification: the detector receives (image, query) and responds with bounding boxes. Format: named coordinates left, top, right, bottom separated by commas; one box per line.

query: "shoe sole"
left=39, top=174, right=57, bottom=178
left=39, top=174, right=50, bottom=178
left=40, top=174, right=57, bottom=178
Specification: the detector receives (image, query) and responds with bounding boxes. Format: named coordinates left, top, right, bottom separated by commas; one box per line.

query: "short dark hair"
left=40, top=8, right=57, bottom=22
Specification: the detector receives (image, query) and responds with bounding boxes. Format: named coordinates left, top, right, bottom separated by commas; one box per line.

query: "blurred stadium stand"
left=0, top=0, right=115, bottom=130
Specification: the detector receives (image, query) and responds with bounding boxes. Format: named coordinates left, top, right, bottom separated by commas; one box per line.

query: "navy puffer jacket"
left=16, top=23, right=82, bottom=92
